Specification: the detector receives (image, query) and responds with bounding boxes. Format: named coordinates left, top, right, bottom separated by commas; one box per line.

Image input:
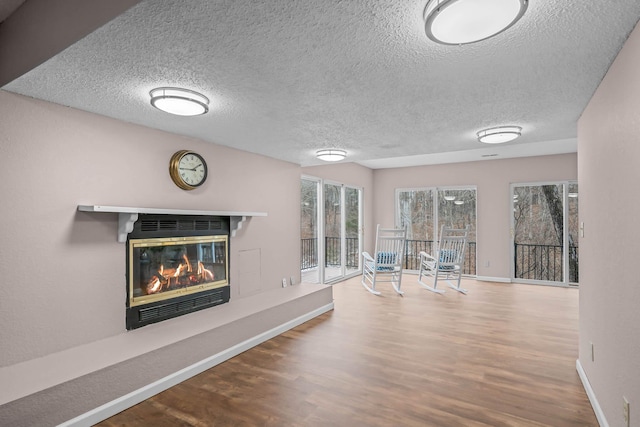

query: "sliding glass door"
left=344, top=186, right=361, bottom=277
left=301, top=177, right=362, bottom=284
left=397, top=189, right=435, bottom=270
left=324, top=182, right=362, bottom=282
left=511, top=182, right=578, bottom=285
left=396, top=187, right=476, bottom=274
left=438, top=189, right=477, bottom=275
left=324, top=182, right=343, bottom=282
left=301, top=178, right=320, bottom=283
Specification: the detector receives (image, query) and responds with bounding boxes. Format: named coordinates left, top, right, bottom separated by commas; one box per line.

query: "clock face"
left=169, top=150, right=208, bottom=190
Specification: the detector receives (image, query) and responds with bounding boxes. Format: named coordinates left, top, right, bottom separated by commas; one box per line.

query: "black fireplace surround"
left=126, top=214, right=231, bottom=330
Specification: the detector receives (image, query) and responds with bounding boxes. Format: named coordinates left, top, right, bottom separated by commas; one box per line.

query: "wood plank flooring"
left=97, top=276, right=597, bottom=426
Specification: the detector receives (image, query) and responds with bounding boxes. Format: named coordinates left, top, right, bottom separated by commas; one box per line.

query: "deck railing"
left=300, top=237, right=318, bottom=270
left=302, top=239, right=578, bottom=283
left=324, top=237, right=359, bottom=268
left=514, top=243, right=579, bottom=283
left=301, top=238, right=477, bottom=275
left=404, top=240, right=476, bottom=275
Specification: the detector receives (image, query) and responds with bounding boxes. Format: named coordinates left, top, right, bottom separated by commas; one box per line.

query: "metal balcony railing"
left=404, top=240, right=476, bottom=275
left=301, top=239, right=578, bottom=283
left=301, top=238, right=477, bottom=275
left=514, top=243, right=579, bottom=283
left=324, top=237, right=359, bottom=268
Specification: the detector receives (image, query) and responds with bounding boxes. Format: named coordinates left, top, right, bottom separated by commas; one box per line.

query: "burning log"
left=145, top=265, right=175, bottom=293
left=146, top=276, right=163, bottom=294
left=174, top=263, right=186, bottom=277
left=144, top=258, right=214, bottom=295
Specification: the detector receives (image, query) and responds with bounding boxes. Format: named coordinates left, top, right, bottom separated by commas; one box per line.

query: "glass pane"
left=438, top=189, right=477, bottom=275
left=397, top=189, right=434, bottom=270
left=345, top=187, right=360, bottom=275
left=513, top=184, right=564, bottom=282
left=301, top=179, right=319, bottom=283
left=129, top=235, right=228, bottom=306
left=568, top=183, right=579, bottom=283
left=324, top=183, right=342, bottom=282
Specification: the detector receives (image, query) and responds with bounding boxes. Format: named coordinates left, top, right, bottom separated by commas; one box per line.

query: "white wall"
left=578, top=20, right=640, bottom=427
left=371, top=154, right=577, bottom=280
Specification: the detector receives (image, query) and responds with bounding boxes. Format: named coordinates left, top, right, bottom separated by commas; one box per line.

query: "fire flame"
left=145, top=257, right=215, bottom=295
left=147, top=276, right=162, bottom=294
left=198, top=261, right=214, bottom=281
left=183, top=254, right=192, bottom=272
left=174, top=263, right=185, bottom=277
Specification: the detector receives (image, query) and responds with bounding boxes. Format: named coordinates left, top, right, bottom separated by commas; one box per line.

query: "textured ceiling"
left=3, top=0, right=640, bottom=167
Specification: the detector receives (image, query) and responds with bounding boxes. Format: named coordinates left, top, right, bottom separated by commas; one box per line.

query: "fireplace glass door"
left=129, top=235, right=228, bottom=307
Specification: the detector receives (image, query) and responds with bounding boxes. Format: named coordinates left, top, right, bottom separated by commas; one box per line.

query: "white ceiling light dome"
left=424, top=0, right=528, bottom=45
left=150, top=87, right=209, bottom=116
left=477, top=126, right=522, bottom=144
left=316, top=149, right=347, bottom=162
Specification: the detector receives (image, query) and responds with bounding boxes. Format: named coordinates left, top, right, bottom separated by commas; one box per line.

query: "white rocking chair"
left=361, top=224, right=407, bottom=296
left=418, top=225, right=469, bottom=294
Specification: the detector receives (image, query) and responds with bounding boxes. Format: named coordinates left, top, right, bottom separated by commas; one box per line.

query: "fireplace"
left=126, top=214, right=231, bottom=329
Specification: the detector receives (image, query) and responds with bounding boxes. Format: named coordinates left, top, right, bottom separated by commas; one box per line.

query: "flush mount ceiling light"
left=424, top=0, right=528, bottom=45
left=150, top=87, right=209, bottom=116
left=454, top=200, right=465, bottom=205
left=316, top=149, right=347, bottom=162
left=477, top=126, right=522, bottom=144
left=444, top=195, right=456, bottom=201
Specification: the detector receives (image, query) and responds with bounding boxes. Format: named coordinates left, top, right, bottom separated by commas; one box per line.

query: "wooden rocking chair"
left=418, top=225, right=469, bottom=294
left=361, top=224, right=407, bottom=296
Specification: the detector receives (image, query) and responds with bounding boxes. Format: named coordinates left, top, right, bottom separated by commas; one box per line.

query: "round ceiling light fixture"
left=316, top=149, right=347, bottom=162
left=444, top=195, right=456, bottom=201
left=150, top=87, right=209, bottom=116
left=477, top=126, right=522, bottom=144
left=424, top=0, right=528, bottom=45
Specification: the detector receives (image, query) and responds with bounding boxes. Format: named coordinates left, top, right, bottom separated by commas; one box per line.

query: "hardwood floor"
left=97, top=276, right=597, bottom=426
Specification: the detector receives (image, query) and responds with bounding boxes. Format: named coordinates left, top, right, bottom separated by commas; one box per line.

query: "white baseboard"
left=58, top=302, right=335, bottom=427
left=475, top=276, right=512, bottom=283
left=576, top=359, right=608, bottom=427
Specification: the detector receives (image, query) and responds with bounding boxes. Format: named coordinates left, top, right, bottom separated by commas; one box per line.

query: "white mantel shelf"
left=77, top=205, right=267, bottom=242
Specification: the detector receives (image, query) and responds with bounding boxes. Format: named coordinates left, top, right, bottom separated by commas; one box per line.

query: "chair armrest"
left=362, top=252, right=374, bottom=262
left=419, top=251, right=436, bottom=262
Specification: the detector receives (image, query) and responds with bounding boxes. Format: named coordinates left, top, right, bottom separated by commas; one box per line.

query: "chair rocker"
left=361, top=224, right=407, bottom=296
left=418, top=225, right=469, bottom=294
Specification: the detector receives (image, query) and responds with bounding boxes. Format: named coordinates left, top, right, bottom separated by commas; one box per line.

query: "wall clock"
left=169, top=150, right=208, bottom=190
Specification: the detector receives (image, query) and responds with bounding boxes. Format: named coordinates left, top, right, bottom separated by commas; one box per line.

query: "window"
left=396, top=187, right=477, bottom=274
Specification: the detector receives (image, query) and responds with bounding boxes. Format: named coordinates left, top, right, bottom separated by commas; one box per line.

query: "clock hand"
left=178, top=164, right=203, bottom=172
